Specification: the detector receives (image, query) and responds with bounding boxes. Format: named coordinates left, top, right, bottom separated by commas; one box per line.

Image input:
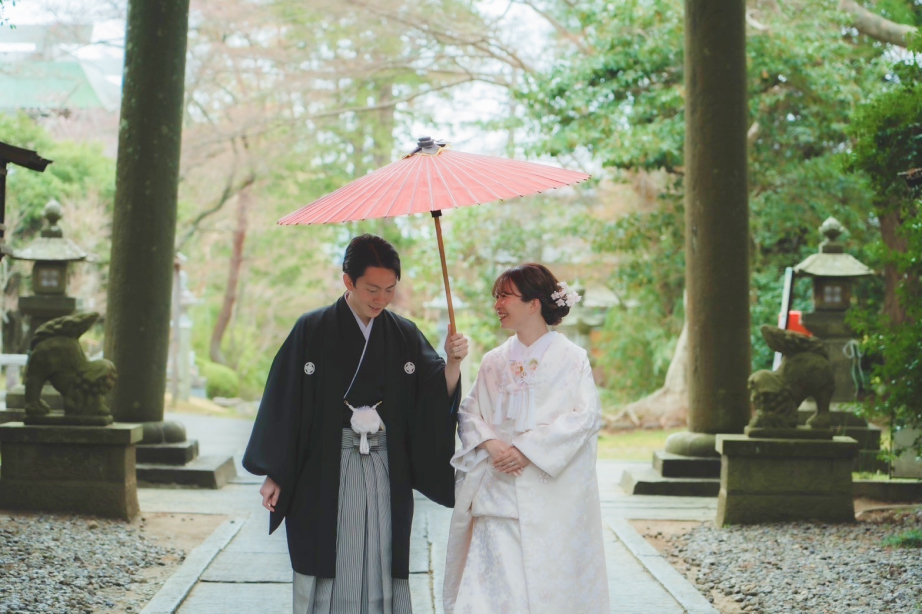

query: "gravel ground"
left=0, top=514, right=184, bottom=614
left=663, top=508, right=922, bottom=614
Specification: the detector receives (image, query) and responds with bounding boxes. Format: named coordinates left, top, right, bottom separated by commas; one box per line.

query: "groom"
left=243, top=233, right=467, bottom=612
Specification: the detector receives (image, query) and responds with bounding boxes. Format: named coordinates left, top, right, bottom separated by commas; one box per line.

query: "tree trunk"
left=105, top=0, right=190, bottom=426
left=210, top=184, right=250, bottom=364
left=877, top=206, right=910, bottom=326
left=607, top=320, right=689, bottom=429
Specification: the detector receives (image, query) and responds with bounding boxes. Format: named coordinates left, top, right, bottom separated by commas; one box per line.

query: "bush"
left=198, top=359, right=240, bottom=399
left=847, top=48, right=922, bottom=458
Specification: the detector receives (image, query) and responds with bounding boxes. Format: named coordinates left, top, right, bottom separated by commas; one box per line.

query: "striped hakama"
left=293, top=429, right=412, bottom=614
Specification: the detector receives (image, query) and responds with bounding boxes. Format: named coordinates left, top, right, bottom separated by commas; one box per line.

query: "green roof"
left=0, top=61, right=117, bottom=111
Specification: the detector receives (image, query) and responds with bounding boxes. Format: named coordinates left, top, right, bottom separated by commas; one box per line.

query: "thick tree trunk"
left=105, top=0, right=190, bottom=425
left=210, top=185, right=250, bottom=364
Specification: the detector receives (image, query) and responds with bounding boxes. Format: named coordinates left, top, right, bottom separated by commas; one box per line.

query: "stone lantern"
left=2, top=201, right=89, bottom=414
left=556, top=283, right=618, bottom=351
left=793, top=217, right=873, bottom=402
left=11, top=200, right=88, bottom=344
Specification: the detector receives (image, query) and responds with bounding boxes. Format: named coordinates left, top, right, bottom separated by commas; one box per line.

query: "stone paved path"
left=140, top=413, right=718, bottom=614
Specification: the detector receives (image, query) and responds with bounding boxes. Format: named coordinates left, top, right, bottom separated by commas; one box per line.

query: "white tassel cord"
left=345, top=401, right=382, bottom=454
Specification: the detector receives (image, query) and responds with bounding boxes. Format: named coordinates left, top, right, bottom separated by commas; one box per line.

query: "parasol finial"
left=415, top=136, right=445, bottom=155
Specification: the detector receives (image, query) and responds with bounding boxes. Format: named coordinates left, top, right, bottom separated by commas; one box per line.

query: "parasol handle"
left=431, top=211, right=456, bottom=337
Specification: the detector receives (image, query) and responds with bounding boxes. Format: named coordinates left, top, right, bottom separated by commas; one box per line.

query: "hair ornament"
left=551, top=281, right=581, bottom=308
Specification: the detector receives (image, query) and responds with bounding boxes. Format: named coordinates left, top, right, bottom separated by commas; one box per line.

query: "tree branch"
left=839, top=0, right=917, bottom=47
left=511, top=0, right=592, bottom=55
left=176, top=164, right=257, bottom=251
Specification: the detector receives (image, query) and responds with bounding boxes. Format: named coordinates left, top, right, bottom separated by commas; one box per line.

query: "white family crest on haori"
left=303, top=361, right=315, bottom=375
left=404, top=361, right=415, bottom=374
left=444, top=331, right=609, bottom=614
left=345, top=401, right=382, bottom=454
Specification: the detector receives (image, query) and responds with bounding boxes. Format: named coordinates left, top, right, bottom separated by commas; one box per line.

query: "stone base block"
left=744, top=426, right=833, bottom=440
left=836, top=426, right=882, bottom=449
left=797, top=406, right=867, bottom=427
left=0, top=422, right=143, bottom=520
left=853, top=479, right=922, bottom=502
left=620, top=465, right=719, bottom=497
left=715, top=434, right=859, bottom=526
left=0, top=479, right=140, bottom=519
left=138, top=454, right=237, bottom=489
left=653, top=451, right=721, bottom=478
left=137, top=440, right=200, bottom=465
left=664, top=431, right=720, bottom=458
left=24, top=412, right=113, bottom=427
left=0, top=409, right=24, bottom=425
left=4, top=384, right=63, bottom=410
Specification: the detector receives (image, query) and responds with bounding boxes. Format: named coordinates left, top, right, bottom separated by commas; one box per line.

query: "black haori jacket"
left=242, top=297, right=460, bottom=579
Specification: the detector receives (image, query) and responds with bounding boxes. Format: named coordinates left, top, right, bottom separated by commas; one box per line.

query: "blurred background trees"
left=1, top=0, right=919, bottom=436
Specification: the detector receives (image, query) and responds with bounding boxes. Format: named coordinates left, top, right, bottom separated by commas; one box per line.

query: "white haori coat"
left=444, top=332, right=609, bottom=614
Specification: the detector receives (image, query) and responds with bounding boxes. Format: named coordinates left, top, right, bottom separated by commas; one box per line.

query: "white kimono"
left=444, top=332, right=609, bottom=614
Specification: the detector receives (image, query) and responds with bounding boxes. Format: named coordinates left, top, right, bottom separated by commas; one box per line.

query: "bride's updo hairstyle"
left=492, top=263, right=570, bottom=326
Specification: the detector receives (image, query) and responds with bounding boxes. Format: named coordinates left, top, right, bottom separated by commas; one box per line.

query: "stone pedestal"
left=620, top=451, right=720, bottom=497
left=798, top=402, right=885, bottom=473
left=715, top=434, right=858, bottom=526
left=0, top=422, right=142, bottom=520
left=129, top=419, right=237, bottom=489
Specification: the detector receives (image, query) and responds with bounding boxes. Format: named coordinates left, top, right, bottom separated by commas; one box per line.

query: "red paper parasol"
left=279, top=137, right=590, bottom=332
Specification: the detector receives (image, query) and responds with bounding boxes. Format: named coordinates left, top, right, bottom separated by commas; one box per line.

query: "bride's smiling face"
left=493, top=281, right=539, bottom=331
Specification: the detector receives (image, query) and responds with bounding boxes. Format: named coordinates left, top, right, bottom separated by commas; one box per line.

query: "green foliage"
left=0, top=0, right=12, bottom=29
left=516, top=0, right=895, bottom=400
left=198, top=358, right=241, bottom=399
left=882, top=529, right=922, bottom=549
left=442, top=190, right=597, bottom=359
left=846, top=50, right=922, bottom=454
left=596, top=298, right=682, bottom=403
left=0, top=113, right=115, bottom=239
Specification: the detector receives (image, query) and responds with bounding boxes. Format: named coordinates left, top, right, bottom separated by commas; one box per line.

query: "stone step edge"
left=605, top=517, right=719, bottom=614
left=140, top=516, right=246, bottom=614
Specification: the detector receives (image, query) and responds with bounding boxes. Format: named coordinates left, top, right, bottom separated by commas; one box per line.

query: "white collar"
left=344, top=293, right=374, bottom=341
left=508, top=330, right=557, bottom=362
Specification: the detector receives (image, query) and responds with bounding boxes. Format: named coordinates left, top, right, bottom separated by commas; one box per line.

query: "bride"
left=443, top=263, right=609, bottom=614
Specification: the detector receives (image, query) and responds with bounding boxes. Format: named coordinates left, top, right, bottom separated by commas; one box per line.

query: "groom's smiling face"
left=344, top=266, right=398, bottom=323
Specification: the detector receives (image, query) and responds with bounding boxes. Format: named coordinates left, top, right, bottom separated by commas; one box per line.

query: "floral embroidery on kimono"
left=443, top=332, right=610, bottom=614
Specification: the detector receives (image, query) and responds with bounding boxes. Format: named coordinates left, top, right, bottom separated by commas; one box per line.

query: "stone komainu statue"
left=24, top=312, right=117, bottom=418
left=748, top=325, right=835, bottom=430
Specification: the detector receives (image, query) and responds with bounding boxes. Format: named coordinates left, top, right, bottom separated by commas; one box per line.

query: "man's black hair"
left=342, top=234, right=401, bottom=281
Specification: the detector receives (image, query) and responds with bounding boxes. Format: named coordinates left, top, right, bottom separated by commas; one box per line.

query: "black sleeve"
left=408, top=325, right=461, bottom=507
left=242, top=317, right=311, bottom=508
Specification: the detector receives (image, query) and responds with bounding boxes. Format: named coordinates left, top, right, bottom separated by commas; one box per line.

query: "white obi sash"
left=494, top=331, right=557, bottom=433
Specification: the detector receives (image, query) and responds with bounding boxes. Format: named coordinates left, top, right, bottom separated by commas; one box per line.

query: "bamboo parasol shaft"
left=431, top=211, right=456, bottom=336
